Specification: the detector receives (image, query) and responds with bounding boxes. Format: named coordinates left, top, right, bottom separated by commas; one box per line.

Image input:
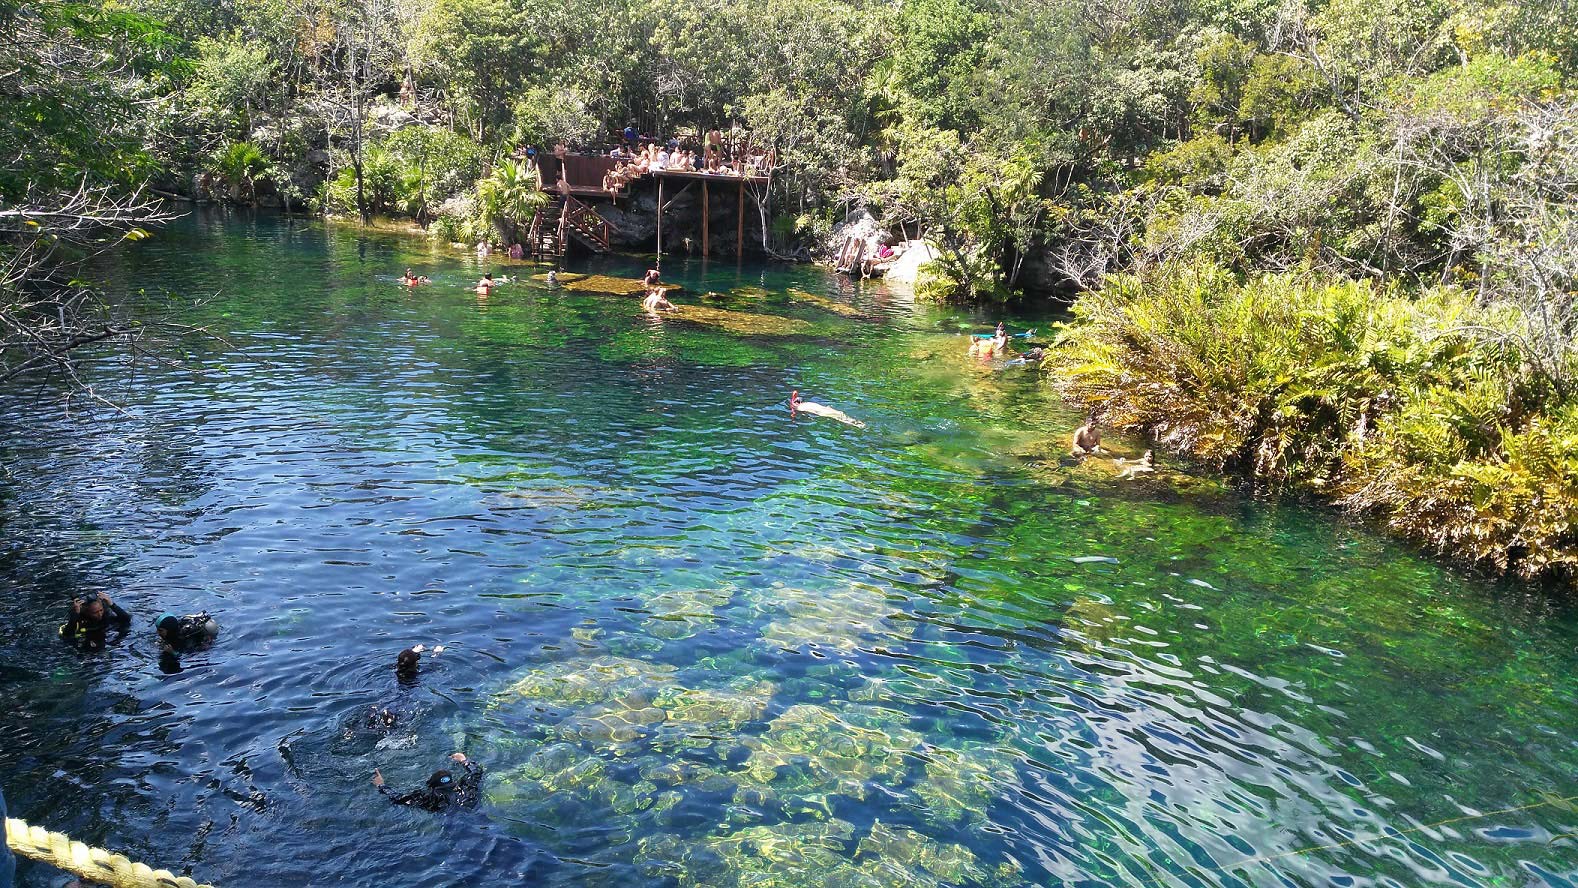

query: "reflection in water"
left=0, top=212, right=1574, bottom=887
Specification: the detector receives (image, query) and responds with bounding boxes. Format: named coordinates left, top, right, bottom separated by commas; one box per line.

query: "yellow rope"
left=5, top=816, right=215, bottom=888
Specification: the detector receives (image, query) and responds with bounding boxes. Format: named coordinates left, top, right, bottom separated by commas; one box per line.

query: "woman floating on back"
left=790, top=390, right=866, bottom=428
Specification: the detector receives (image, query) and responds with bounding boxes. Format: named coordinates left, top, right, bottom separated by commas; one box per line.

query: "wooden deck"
left=534, top=153, right=771, bottom=259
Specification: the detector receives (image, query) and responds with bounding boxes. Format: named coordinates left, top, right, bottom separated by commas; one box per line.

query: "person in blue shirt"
left=623, top=123, right=637, bottom=143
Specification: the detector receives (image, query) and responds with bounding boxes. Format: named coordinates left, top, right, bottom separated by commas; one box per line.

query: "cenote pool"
left=1, top=212, right=1575, bottom=887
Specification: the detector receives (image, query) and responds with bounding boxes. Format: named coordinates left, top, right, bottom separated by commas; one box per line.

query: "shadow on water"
left=0, top=210, right=1574, bottom=887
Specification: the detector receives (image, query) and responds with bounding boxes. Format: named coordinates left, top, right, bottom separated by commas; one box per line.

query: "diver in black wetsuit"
left=373, top=753, right=483, bottom=812
left=156, top=612, right=219, bottom=653
left=59, top=592, right=131, bottom=651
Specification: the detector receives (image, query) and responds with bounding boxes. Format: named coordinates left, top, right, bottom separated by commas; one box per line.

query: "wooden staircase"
left=527, top=196, right=611, bottom=258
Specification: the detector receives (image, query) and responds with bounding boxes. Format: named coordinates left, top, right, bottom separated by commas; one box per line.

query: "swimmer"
left=642, top=267, right=661, bottom=289
left=969, top=330, right=1008, bottom=357
left=1002, top=345, right=1047, bottom=368
left=546, top=269, right=560, bottom=287
left=1115, top=449, right=1155, bottom=480
left=475, top=273, right=495, bottom=294
left=59, top=592, right=131, bottom=651
left=401, top=268, right=429, bottom=286
left=395, top=644, right=444, bottom=683
left=1070, top=413, right=1103, bottom=457
left=790, top=389, right=866, bottom=428
left=372, top=752, right=483, bottom=812
left=396, top=647, right=421, bottom=682
left=643, top=288, right=674, bottom=312
left=155, top=612, right=219, bottom=654
left=367, top=706, right=399, bottom=730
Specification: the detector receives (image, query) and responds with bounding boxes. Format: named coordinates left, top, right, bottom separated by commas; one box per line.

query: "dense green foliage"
left=5, top=0, right=1578, bottom=578
left=5, top=0, right=1574, bottom=288
left=1051, top=266, right=1578, bottom=583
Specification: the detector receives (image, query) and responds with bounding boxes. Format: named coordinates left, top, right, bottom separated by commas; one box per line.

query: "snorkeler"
left=969, top=330, right=1008, bottom=358
left=401, top=268, right=429, bottom=286
left=642, top=288, right=674, bottom=312
left=372, top=752, right=483, bottom=812
left=1071, top=413, right=1103, bottom=457
left=59, top=592, right=131, bottom=651
left=155, top=612, right=219, bottom=654
left=790, top=390, right=866, bottom=429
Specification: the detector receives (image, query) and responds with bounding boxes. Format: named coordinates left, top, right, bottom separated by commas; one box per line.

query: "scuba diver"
left=395, top=644, right=443, bottom=684
left=155, top=612, right=219, bottom=654
left=372, top=752, right=483, bottom=812
left=59, top=592, right=131, bottom=651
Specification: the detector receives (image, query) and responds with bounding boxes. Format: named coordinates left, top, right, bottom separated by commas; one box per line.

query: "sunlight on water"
left=0, top=211, right=1574, bottom=887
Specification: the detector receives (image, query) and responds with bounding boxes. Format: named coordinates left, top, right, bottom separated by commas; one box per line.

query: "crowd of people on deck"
left=519, top=126, right=774, bottom=197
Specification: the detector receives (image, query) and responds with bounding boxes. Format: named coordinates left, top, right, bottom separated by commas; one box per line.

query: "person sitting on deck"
left=373, top=753, right=483, bottom=812
left=653, top=147, right=670, bottom=171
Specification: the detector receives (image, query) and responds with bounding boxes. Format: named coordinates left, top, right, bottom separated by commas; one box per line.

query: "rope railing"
left=5, top=816, right=214, bottom=888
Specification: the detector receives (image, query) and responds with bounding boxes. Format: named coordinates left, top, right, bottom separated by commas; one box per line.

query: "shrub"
left=1050, top=262, right=1578, bottom=583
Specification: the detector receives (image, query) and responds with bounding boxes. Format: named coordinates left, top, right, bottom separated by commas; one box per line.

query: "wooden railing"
left=560, top=195, right=610, bottom=251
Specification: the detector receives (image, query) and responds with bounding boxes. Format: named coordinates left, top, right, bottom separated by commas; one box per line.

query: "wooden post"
left=656, top=176, right=664, bottom=257
left=737, top=180, right=745, bottom=260
left=702, top=179, right=709, bottom=258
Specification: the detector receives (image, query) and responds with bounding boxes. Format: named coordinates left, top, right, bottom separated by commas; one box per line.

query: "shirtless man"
left=643, top=288, right=674, bottom=312
left=1070, top=414, right=1102, bottom=456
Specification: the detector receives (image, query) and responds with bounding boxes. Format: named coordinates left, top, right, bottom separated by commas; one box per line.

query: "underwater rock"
left=855, top=821, right=1022, bottom=887
left=739, top=704, right=922, bottom=801
left=494, top=656, right=679, bottom=709
left=789, top=287, right=867, bottom=318
left=665, top=304, right=813, bottom=336
left=753, top=583, right=911, bottom=653
left=640, top=586, right=735, bottom=639
left=655, top=678, right=774, bottom=735
left=915, top=744, right=1019, bottom=825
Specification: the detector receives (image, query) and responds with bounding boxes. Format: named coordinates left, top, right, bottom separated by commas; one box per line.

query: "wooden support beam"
left=737, top=180, right=744, bottom=260
left=656, top=177, right=664, bottom=257
left=702, top=180, right=710, bottom=258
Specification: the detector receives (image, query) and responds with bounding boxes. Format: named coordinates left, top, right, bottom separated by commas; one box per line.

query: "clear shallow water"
left=1, top=211, right=1575, bottom=887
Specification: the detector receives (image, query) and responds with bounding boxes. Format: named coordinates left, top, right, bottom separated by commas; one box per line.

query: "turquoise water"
left=0, top=211, right=1575, bottom=887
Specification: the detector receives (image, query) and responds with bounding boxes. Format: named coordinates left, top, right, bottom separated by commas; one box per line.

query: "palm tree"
left=476, top=159, right=544, bottom=243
